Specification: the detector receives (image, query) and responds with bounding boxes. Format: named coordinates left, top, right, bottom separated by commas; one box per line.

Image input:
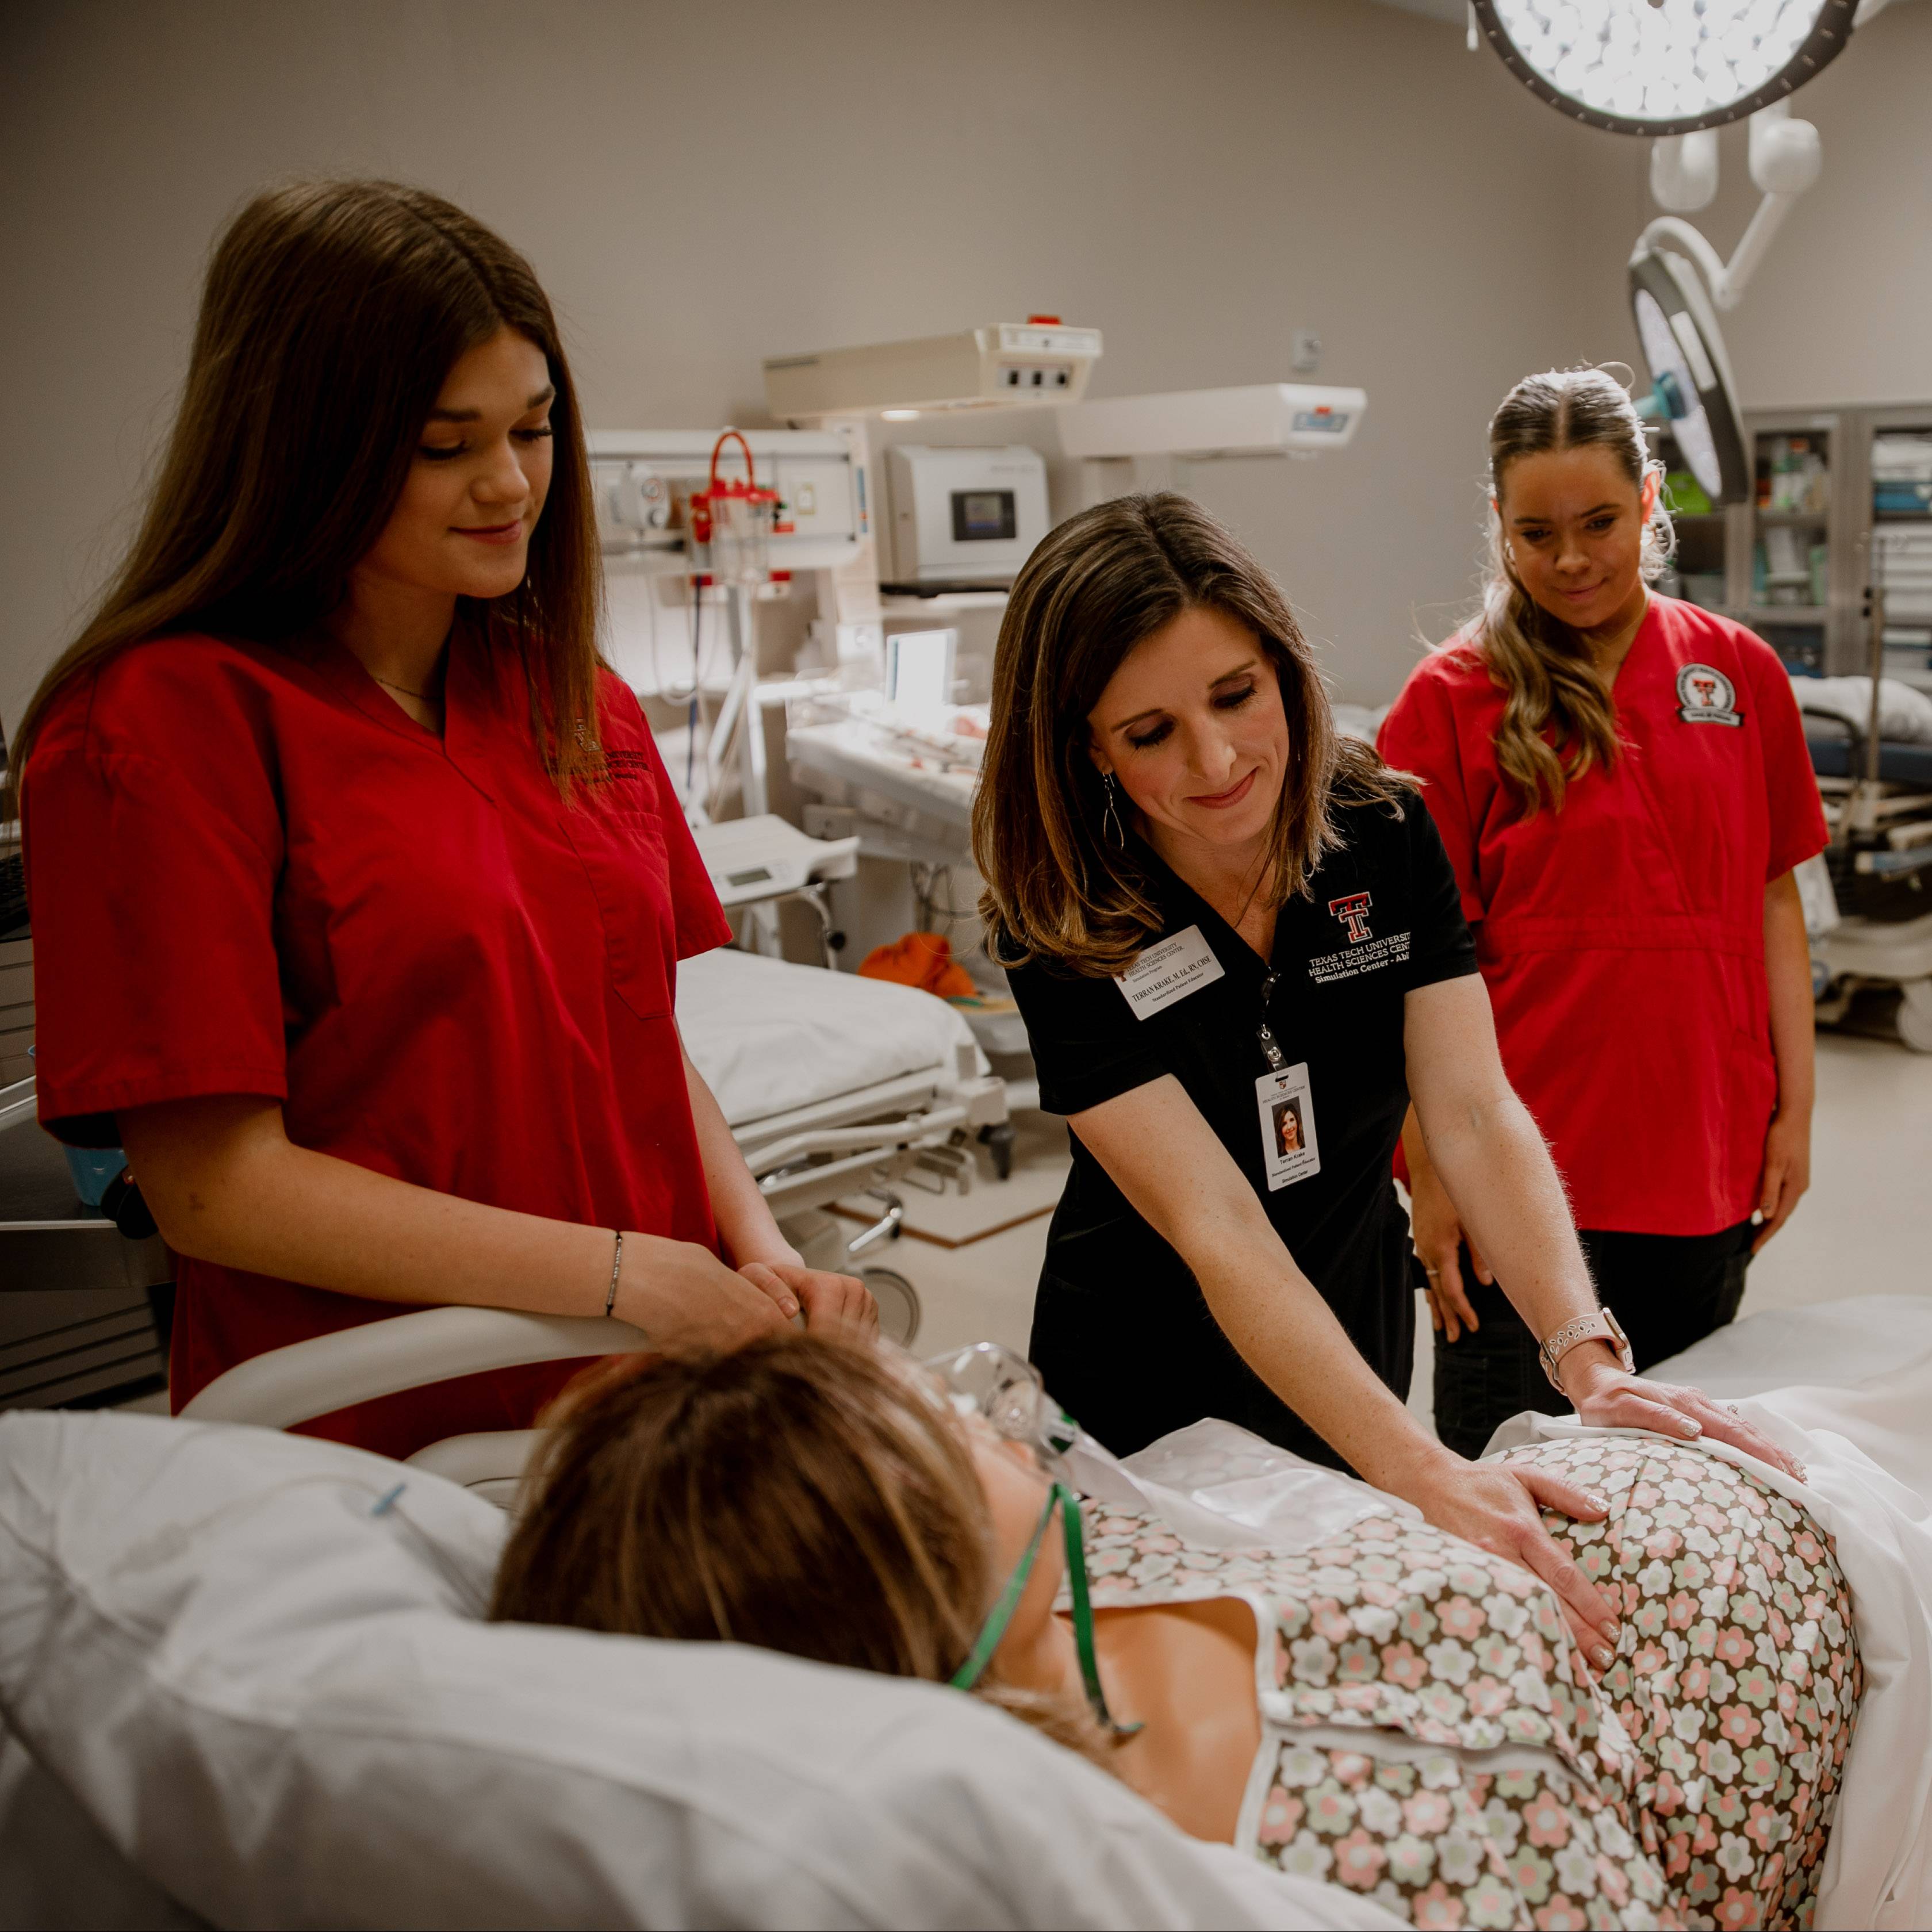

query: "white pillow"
left=0, top=1412, right=1396, bottom=1931
left=0, top=1718, right=208, bottom=1931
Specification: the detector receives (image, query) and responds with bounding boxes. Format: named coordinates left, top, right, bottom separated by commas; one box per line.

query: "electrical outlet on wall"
left=1291, top=328, right=1322, bottom=374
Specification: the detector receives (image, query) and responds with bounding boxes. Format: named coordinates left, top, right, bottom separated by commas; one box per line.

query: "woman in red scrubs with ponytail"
left=12, top=181, right=871, bottom=1460
left=1379, top=368, right=1825, bottom=1459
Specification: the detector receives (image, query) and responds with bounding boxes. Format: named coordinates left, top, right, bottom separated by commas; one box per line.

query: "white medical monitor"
left=884, top=445, right=1050, bottom=591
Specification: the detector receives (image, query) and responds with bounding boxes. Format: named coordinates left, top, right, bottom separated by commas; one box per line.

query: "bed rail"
left=178, top=1308, right=651, bottom=1430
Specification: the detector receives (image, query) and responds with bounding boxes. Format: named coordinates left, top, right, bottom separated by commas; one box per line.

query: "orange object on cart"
left=858, top=931, right=978, bottom=1000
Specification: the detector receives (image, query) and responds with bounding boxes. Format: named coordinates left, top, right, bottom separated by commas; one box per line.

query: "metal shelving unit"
left=1865, top=403, right=1932, bottom=696
left=1663, top=405, right=1932, bottom=683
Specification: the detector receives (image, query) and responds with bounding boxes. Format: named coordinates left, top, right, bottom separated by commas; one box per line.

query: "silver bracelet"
left=604, top=1230, right=623, bottom=1318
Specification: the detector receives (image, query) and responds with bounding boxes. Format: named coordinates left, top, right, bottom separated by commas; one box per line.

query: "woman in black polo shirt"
left=973, top=495, right=1799, bottom=1653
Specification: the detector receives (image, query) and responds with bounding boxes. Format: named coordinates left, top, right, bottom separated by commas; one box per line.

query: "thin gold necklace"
left=373, top=673, right=432, bottom=700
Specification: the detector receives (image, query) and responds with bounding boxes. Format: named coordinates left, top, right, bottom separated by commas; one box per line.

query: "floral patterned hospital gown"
left=1076, top=1436, right=1860, bottom=1930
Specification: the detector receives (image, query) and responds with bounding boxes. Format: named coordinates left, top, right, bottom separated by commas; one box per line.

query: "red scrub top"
left=1378, top=596, right=1827, bottom=1236
left=23, top=624, right=733, bottom=1458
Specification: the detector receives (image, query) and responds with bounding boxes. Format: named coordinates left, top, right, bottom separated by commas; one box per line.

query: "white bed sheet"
left=677, top=946, right=982, bottom=1129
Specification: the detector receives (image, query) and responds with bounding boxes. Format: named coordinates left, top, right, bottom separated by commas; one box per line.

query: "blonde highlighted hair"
left=490, top=1335, right=1114, bottom=1765
left=1474, top=367, right=1674, bottom=814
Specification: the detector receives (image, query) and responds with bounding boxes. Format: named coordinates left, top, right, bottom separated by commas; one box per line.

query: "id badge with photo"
left=1255, top=1062, right=1320, bottom=1191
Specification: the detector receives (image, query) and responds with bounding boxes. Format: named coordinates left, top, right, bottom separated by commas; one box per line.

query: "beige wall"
left=3, top=0, right=1922, bottom=745
left=0, top=0, right=1598, bottom=738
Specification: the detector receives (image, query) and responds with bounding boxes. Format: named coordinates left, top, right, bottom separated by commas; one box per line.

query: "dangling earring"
left=1101, top=771, right=1125, bottom=848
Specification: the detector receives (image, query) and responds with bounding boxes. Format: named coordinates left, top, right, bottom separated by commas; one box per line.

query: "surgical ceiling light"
left=1471, top=0, right=1857, bottom=135
left=1622, top=92, right=1823, bottom=502
left=1628, top=248, right=1749, bottom=503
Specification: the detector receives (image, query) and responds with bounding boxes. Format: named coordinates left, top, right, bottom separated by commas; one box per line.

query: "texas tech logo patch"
left=1676, top=662, right=1742, bottom=727
left=1328, top=891, right=1374, bottom=943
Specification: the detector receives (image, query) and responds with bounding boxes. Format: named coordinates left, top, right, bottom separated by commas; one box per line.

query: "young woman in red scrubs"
left=10, top=181, right=871, bottom=1460
left=1379, top=368, right=1826, bottom=1458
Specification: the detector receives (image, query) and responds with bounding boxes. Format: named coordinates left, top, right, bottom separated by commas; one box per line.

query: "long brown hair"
left=1473, top=368, right=1674, bottom=815
left=491, top=1335, right=1110, bottom=1762
left=5, top=179, right=603, bottom=812
left=973, top=492, right=1405, bottom=976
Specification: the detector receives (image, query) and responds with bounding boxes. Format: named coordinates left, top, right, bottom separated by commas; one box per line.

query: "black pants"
left=1428, top=1221, right=1755, bottom=1461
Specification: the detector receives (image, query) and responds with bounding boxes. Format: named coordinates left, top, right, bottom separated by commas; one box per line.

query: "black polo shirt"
left=1006, top=792, right=1478, bottom=1466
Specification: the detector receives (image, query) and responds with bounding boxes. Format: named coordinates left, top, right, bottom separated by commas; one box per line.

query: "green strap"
left=949, top=1482, right=1142, bottom=1740
left=1060, top=1488, right=1142, bottom=1739
left=948, top=1485, right=1059, bottom=1693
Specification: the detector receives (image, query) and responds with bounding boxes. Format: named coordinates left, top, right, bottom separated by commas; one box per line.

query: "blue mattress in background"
left=1806, top=727, right=1932, bottom=787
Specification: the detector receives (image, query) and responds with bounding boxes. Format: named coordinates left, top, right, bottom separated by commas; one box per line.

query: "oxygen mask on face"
left=919, top=1341, right=1138, bottom=1737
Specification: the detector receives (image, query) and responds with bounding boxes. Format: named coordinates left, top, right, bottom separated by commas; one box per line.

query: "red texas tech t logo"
left=1328, top=891, right=1374, bottom=944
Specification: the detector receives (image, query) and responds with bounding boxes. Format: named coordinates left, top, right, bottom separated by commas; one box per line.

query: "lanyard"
left=1256, top=967, right=1285, bottom=1072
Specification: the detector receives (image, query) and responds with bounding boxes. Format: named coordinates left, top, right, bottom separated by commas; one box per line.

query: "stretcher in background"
left=785, top=691, right=1035, bottom=1076
left=1800, top=683, right=1932, bottom=1051
left=677, top=943, right=1007, bottom=1343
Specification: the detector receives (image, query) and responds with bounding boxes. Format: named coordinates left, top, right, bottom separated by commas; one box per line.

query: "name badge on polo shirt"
left=1116, top=924, right=1225, bottom=1019
left=1256, top=1063, right=1321, bottom=1190
left=1676, top=662, right=1742, bottom=726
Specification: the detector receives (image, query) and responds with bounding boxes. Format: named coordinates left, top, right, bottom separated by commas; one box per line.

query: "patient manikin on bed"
left=6, top=1297, right=1932, bottom=1931
left=0, top=1413, right=1396, bottom=1932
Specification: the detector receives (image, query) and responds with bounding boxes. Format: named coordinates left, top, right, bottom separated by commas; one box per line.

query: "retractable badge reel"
left=1254, top=970, right=1320, bottom=1191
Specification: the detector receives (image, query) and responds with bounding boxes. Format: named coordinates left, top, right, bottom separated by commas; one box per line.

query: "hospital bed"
left=0, top=1353, right=1394, bottom=1930
left=12, top=1298, right=1932, bottom=1931
left=1800, top=695, right=1932, bottom=1051
left=677, top=944, right=1007, bottom=1339
left=785, top=697, right=1036, bottom=1068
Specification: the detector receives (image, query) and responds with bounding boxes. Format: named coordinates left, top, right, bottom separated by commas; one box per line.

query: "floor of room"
left=895, top=1030, right=1931, bottom=1439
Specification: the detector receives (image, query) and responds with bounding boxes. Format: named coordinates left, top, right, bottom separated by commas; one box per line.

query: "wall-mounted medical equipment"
left=686, top=430, right=780, bottom=585
left=588, top=427, right=867, bottom=569
left=1059, top=384, right=1371, bottom=517
left=883, top=446, right=1049, bottom=591
left=1058, top=384, right=1368, bottom=461
left=1471, top=0, right=1857, bottom=135
left=591, top=429, right=868, bottom=916
left=764, top=320, right=1103, bottom=422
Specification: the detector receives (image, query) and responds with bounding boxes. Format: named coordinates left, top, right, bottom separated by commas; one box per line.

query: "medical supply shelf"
left=1663, top=404, right=1932, bottom=683
left=1869, top=417, right=1932, bottom=695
